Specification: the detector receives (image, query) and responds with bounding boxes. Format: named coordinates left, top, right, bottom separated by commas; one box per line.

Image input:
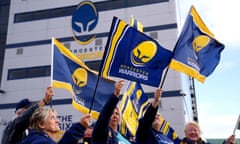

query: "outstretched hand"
left=152, top=88, right=162, bottom=108
left=225, top=134, right=235, bottom=144
left=114, top=80, right=124, bottom=98
left=43, top=86, right=54, bottom=104
left=80, top=114, right=92, bottom=128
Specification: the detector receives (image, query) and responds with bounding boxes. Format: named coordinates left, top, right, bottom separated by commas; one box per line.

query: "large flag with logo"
left=101, top=16, right=173, bottom=87
left=119, top=81, right=149, bottom=136
left=169, top=6, right=224, bottom=83
left=51, top=38, right=115, bottom=119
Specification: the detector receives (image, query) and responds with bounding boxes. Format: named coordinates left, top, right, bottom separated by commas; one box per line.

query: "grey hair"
left=30, top=107, right=57, bottom=131
left=184, top=121, right=201, bottom=134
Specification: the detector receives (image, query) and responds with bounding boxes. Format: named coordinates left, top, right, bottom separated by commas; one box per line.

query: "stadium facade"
left=0, top=0, right=198, bottom=139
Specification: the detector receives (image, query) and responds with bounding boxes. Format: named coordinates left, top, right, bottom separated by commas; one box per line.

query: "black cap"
left=15, top=98, right=32, bottom=112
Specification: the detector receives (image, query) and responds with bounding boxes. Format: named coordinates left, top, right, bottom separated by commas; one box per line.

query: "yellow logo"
left=192, top=35, right=210, bottom=59
left=72, top=68, right=88, bottom=87
left=131, top=41, right=157, bottom=66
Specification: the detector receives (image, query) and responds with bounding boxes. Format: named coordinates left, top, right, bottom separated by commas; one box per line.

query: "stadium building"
left=0, top=0, right=198, bottom=139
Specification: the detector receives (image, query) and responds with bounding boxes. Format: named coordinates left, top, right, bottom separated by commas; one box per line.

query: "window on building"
left=8, top=65, right=50, bottom=80
left=16, top=48, right=23, bottom=55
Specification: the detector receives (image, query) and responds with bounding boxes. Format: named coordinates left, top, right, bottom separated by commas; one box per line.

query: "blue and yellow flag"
left=130, top=15, right=143, bottom=32
left=158, top=115, right=181, bottom=143
left=119, top=17, right=148, bottom=140
left=169, top=6, right=224, bottom=83
left=52, top=38, right=115, bottom=119
left=119, top=81, right=149, bottom=136
left=101, top=16, right=173, bottom=87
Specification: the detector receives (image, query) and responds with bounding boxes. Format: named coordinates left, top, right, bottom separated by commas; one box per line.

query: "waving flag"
left=233, top=114, right=240, bottom=134
left=158, top=115, right=181, bottom=143
left=130, top=15, right=143, bottom=32
left=119, top=81, right=149, bottom=136
left=101, top=16, right=173, bottom=87
left=52, top=38, right=115, bottom=119
left=169, top=6, right=224, bottom=83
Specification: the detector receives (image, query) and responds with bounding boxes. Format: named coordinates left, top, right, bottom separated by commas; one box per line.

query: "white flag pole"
left=50, top=37, right=54, bottom=86
left=233, top=114, right=240, bottom=135
left=49, top=37, right=55, bottom=108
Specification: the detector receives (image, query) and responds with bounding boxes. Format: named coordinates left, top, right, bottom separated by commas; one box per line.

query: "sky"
left=178, top=0, right=240, bottom=139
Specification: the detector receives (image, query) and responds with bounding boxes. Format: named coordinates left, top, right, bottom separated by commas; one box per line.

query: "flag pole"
left=159, top=67, right=169, bottom=88
left=88, top=71, right=101, bottom=114
left=233, top=114, right=240, bottom=135
left=49, top=37, right=54, bottom=108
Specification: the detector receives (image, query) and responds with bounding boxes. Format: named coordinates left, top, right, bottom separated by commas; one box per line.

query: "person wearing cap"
left=1, top=86, right=54, bottom=144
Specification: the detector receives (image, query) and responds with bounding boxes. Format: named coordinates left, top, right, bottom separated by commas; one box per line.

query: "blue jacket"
left=92, top=94, right=129, bottom=144
left=22, top=123, right=86, bottom=144
left=136, top=104, right=174, bottom=144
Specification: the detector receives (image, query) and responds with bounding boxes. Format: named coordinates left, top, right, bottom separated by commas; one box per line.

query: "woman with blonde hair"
left=22, top=107, right=92, bottom=144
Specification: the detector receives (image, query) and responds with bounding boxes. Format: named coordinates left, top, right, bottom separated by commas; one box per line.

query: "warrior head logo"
left=131, top=41, right=157, bottom=67
left=72, top=1, right=98, bottom=45
left=192, top=35, right=210, bottom=59
left=72, top=68, right=88, bottom=94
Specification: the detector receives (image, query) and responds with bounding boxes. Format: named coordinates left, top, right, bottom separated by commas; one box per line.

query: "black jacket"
left=1, top=103, right=39, bottom=144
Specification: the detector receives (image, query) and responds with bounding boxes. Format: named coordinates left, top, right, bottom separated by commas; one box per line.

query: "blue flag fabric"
left=169, top=6, right=224, bottom=83
left=52, top=38, right=115, bottom=119
left=101, top=16, right=173, bottom=87
left=119, top=81, right=149, bottom=136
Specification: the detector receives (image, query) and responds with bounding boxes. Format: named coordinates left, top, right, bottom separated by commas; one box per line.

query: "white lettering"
left=118, top=68, right=148, bottom=80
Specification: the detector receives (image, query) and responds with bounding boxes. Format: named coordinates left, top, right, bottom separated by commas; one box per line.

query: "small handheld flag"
left=119, top=81, right=149, bottom=136
left=51, top=38, right=115, bottom=119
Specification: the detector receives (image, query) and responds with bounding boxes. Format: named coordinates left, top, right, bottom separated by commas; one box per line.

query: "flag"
left=119, top=17, right=148, bottom=139
left=52, top=38, right=115, bottom=119
left=169, top=6, right=224, bottom=83
left=101, top=16, right=173, bottom=87
left=130, top=15, right=143, bottom=32
left=119, top=81, right=149, bottom=136
left=233, top=114, right=240, bottom=134
left=235, top=114, right=240, bottom=130
left=158, top=115, right=180, bottom=142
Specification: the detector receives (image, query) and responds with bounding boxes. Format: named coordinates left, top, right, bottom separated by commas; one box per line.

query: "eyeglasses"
left=186, top=129, right=199, bottom=133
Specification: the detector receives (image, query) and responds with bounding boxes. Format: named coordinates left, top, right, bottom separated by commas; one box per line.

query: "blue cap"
left=15, top=98, right=32, bottom=112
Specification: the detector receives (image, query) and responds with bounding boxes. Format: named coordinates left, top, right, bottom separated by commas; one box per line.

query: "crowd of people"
left=1, top=80, right=237, bottom=144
